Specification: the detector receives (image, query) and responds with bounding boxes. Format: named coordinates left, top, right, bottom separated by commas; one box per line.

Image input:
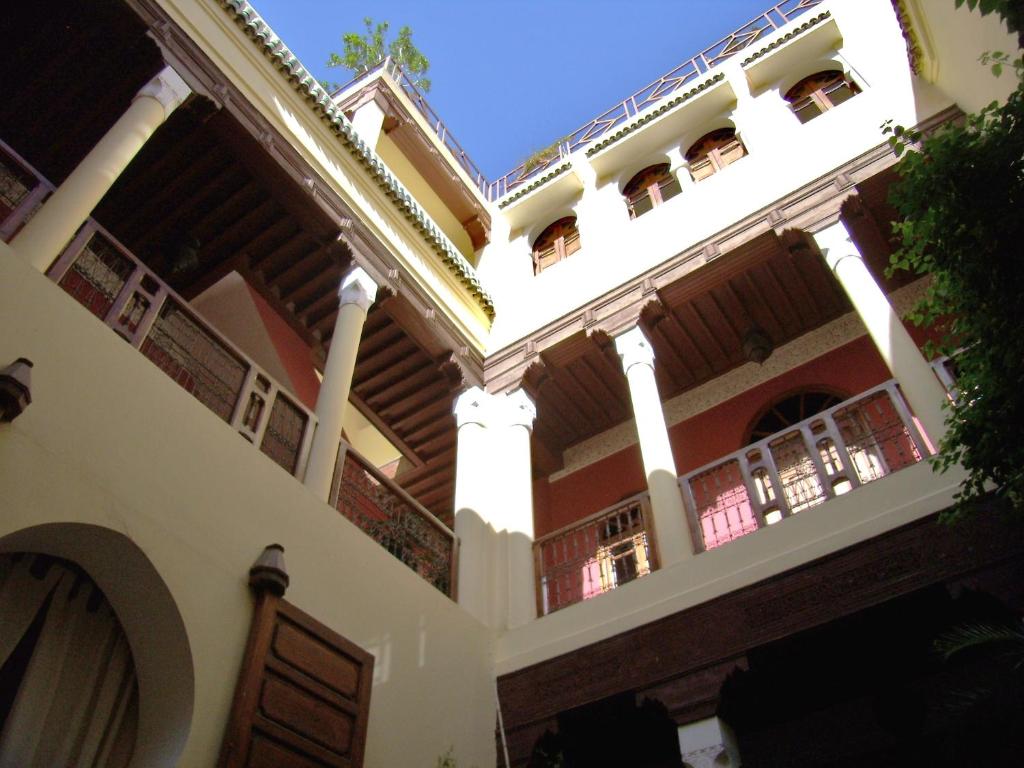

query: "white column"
left=349, top=100, right=387, bottom=150
left=571, top=155, right=628, bottom=249
left=304, top=267, right=378, bottom=501
left=666, top=146, right=695, bottom=193
left=678, top=717, right=741, bottom=768
left=813, top=221, right=948, bottom=445
left=615, top=326, right=694, bottom=566
left=12, top=66, right=192, bottom=272
left=453, top=387, right=495, bottom=625
left=452, top=387, right=537, bottom=629
left=501, top=389, right=538, bottom=629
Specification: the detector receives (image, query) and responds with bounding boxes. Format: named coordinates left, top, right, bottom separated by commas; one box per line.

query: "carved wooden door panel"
left=219, top=586, right=374, bottom=768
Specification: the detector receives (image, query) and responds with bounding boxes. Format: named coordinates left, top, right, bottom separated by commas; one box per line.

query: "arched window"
left=749, top=390, right=844, bottom=442
left=784, top=70, right=861, bottom=123
left=685, top=128, right=747, bottom=181
left=622, top=163, right=681, bottom=219
left=532, top=216, right=581, bottom=274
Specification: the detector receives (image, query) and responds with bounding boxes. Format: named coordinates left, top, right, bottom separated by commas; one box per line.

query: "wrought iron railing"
left=330, top=443, right=458, bottom=597
left=680, top=379, right=929, bottom=552
left=488, top=0, right=824, bottom=199
left=0, top=141, right=54, bottom=243
left=534, top=492, right=656, bottom=615
left=333, top=58, right=489, bottom=197
left=44, top=219, right=317, bottom=477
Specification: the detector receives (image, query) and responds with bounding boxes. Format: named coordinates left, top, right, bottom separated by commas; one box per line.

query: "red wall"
left=247, top=284, right=321, bottom=410
left=533, top=335, right=895, bottom=537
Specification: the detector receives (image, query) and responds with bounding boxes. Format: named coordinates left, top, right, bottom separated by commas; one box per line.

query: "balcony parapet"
left=534, top=492, right=656, bottom=615
left=333, top=59, right=490, bottom=200
left=3, top=140, right=319, bottom=478
left=40, top=216, right=318, bottom=478
left=329, top=440, right=458, bottom=597
left=489, top=0, right=826, bottom=201
left=681, top=378, right=930, bottom=551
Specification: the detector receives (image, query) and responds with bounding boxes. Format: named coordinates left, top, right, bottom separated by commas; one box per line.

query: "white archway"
left=0, top=523, right=194, bottom=768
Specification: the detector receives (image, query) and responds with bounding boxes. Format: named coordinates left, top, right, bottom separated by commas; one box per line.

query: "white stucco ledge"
left=495, top=460, right=966, bottom=674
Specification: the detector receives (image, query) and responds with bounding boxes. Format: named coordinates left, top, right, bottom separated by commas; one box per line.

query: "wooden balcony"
left=534, top=492, right=657, bottom=615
left=330, top=442, right=458, bottom=597
left=681, top=379, right=931, bottom=551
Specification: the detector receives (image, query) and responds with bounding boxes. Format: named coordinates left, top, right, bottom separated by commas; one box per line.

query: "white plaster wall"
left=907, top=0, right=1019, bottom=113
left=476, top=0, right=954, bottom=351
left=0, top=247, right=496, bottom=768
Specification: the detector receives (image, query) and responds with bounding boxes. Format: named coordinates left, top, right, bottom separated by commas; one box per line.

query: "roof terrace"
left=333, top=0, right=825, bottom=202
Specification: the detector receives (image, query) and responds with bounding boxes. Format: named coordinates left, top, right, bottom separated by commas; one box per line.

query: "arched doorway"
left=0, top=524, right=194, bottom=767
left=0, top=552, right=138, bottom=765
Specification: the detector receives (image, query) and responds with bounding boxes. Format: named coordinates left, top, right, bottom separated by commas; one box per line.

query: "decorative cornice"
left=740, top=11, right=832, bottom=67
left=585, top=75, right=727, bottom=156
left=219, top=0, right=495, bottom=320
left=889, top=1, right=923, bottom=75
left=497, top=162, right=572, bottom=209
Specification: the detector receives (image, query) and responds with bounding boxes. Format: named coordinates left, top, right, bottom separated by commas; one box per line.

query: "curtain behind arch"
left=0, top=553, right=138, bottom=767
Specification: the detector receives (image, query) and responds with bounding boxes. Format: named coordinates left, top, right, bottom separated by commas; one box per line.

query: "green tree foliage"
left=324, top=18, right=431, bottom=93
left=883, top=45, right=1023, bottom=518
left=955, top=0, right=1024, bottom=46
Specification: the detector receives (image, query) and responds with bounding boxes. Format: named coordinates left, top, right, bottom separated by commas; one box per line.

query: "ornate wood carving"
left=219, top=547, right=374, bottom=768
left=496, top=509, right=1024, bottom=764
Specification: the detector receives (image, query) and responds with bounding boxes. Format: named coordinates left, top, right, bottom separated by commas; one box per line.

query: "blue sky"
left=252, top=0, right=775, bottom=179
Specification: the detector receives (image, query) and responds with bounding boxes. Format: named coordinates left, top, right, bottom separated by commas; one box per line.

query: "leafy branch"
left=882, top=44, right=1024, bottom=518
left=325, top=18, right=431, bottom=93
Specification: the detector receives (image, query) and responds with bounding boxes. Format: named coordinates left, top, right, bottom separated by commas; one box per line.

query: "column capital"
left=453, top=387, right=536, bottom=431
left=136, top=65, right=192, bottom=119
left=811, top=220, right=861, bottom=273
left=453, top=386, right=491, bottom=429
left=614, top=325, right=656, bottom=374
left=339, top=266, right=378, bottom=312
left=503, top=389, right=537, bottom=432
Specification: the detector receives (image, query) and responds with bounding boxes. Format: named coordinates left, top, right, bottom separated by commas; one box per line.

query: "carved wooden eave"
left=334, top=77, right=492, bottom=251
left=483, top=106, right=959, bottom=395
left=129, top=0, right=485, bottom=384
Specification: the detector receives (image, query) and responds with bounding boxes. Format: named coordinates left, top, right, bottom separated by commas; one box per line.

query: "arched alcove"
left=0, top=523, right=194, bottom=767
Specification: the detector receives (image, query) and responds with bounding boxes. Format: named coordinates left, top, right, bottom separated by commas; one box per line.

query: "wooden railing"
left=330, top=443, right=457, bottom=597
left=488, top=0, right=824, bottom=199
left=534, top=492, right=656, bottom=615
left=43, top=219, right=317, bottom=477
left=0, top=141, right=54, bottom=243
left=680, top=379, right=929, bottom=552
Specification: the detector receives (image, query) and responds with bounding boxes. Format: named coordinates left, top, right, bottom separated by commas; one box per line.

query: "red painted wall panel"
left=534, top=335, right=894, bottom=536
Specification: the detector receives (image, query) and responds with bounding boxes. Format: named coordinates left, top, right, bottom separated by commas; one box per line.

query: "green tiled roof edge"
left=585, top=74, right=727, bottom=156
left=220, top=0, right=495, bottom=320
left=741, top=12, right=833, bottom=67
left=497, top=163, right=572, bottom=209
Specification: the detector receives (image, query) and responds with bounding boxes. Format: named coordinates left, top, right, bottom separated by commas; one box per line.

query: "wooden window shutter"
left=219, top=545, right=374, bottom=768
